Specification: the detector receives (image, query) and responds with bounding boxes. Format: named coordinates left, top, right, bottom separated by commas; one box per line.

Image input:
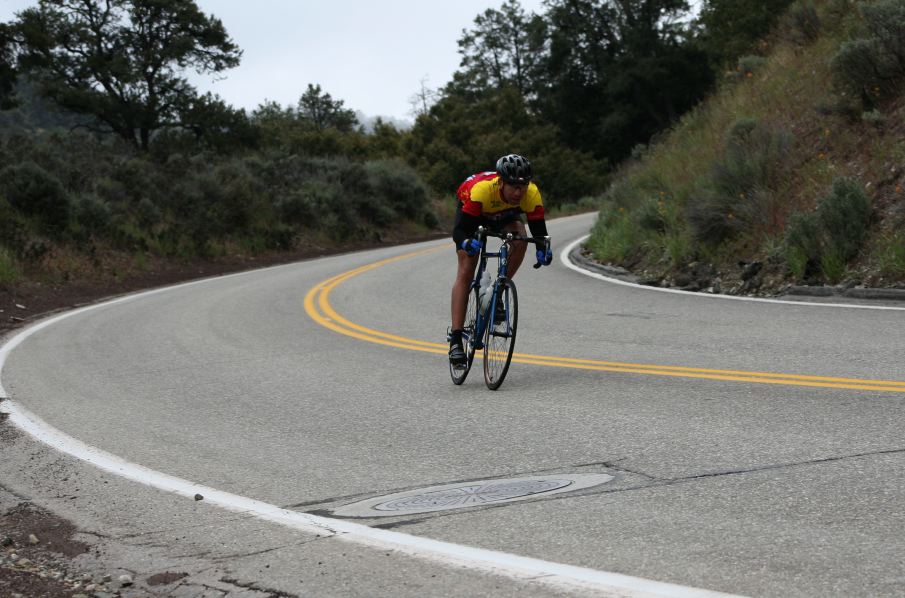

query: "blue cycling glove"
left=536, top=248, right=553, bottom=266
left=460, top=238, right=481, bottom=256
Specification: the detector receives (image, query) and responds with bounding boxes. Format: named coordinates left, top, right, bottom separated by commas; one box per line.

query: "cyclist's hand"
left=536, top=248, right=553, bottom=266
left=460, top=238, right=481, bottom=256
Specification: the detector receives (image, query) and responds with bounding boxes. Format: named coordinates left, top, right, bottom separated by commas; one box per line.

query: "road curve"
left=3, top=212, right=905, bottom=597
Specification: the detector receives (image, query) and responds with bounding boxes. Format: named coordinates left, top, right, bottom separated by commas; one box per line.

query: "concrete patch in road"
left=332, top=474, right=613, bottom=517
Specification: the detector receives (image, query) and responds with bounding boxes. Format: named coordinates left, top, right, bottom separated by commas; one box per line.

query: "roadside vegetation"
left=585, top=0, right=905, bottom=294
left=1, top=0, right=902, bottom=299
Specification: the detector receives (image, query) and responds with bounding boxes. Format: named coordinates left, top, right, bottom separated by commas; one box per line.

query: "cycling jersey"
left=452, top=171, right=548, bottom=248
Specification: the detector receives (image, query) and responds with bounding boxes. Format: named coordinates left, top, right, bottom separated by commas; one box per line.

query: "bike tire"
left=450, top=285, right=479, bottom=385
left=483, top=279, right=518, bottom=390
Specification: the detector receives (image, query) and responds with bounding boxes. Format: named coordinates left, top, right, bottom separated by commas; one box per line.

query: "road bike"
left=449, top=226, right=551, bottom=390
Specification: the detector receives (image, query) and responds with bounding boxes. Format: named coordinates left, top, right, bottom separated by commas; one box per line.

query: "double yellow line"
left=304, top=248, right=905, bottom=393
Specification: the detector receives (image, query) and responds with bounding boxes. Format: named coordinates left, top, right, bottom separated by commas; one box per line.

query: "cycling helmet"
left=496, top=154, right=533, bottom=185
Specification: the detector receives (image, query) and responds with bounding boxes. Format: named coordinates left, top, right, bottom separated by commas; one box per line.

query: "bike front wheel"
left=483, top=280, right=518, bottom=390
left=450, top=285, right=479, bottom=385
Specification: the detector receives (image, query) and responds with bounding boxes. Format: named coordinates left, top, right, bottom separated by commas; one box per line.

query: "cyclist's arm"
left=525, top=204, right=548, bottom=239
left=527, top=218, right=548, bottom=239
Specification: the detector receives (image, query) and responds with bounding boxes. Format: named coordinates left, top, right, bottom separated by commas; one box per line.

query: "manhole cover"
left=331, top=473, right=613, bottom=517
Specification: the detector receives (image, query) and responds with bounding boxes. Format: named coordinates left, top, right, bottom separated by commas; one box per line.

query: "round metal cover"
left=331, top=473, right=613, bottom=517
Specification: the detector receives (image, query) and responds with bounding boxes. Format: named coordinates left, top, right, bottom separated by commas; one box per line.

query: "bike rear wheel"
left=450, top=285, right=479, bottom=385
left=483, top=280, right=518, bottom=390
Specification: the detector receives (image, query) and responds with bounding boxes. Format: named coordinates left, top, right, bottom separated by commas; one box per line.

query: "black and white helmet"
left=496, top=154, right=533, bottom=185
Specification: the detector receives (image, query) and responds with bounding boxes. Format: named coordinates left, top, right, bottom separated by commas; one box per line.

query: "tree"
left=453, top=0, right=547, bottom=98
left=297, top=84, right=358, bottom=133
left=697, top=0, right=796, bottom=68
left=12, top=0, right=241, bottom=149
left=0, top=23, right=17, bottom=110
left=408, top=75, right=438, bottom=118
left=536, top=0, right=710, bottom=162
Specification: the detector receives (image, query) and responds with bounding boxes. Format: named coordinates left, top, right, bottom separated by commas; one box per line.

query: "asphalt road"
left=3, top=212, right=905, bottom=597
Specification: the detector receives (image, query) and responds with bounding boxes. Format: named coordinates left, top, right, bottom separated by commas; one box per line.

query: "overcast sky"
left=1, top=0, right=548, bottom=124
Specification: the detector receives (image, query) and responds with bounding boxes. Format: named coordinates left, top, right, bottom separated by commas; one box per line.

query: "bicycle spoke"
left=484, top=281, right=518, bottom=390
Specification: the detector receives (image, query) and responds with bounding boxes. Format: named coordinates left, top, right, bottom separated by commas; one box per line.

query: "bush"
left=275, top=188, right=318, bottom=226
left=0, top=246, right=22, bottom=286
left=830, top=0, right=905, bottom=105
left=365, top=159, right=433, bottom=223
left=784, top=177, right=871, bottom=280
left=785, top=1, right=821, bottom=45
left=735, top=55, right=767, bottom=78
left=688, top=119, right=793, bottom=245
left=0, top=195, right=29, bottom=255
left=0, top=161, right=70, bottom=233
left=874, top=231, right=905, bottom=276
left=70, top=192, right=113, bottom=241
left=586, top=206, right=648, bottom=264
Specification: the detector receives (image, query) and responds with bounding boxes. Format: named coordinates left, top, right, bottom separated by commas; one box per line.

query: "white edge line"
left=562, top=235, right=905, bottom=311
left=0, top=242, right=742, bottom=598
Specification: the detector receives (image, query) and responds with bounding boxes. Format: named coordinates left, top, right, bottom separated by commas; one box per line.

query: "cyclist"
left=448, top=153, right=553, bottom=365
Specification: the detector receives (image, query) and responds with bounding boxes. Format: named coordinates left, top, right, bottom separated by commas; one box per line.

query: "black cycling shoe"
left=448, top=342, right=467, bottom=365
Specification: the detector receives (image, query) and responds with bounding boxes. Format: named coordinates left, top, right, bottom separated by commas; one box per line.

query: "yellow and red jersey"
left=456, top=171, right=545, bottom=222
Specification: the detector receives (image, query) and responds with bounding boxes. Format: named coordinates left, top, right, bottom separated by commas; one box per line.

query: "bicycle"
left=449, top=226, right=551, bottom=390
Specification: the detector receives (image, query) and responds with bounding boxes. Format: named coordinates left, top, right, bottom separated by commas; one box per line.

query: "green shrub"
left=586, top=206, right=648, bottom=264
left=365, top=159, right=431, bottom=221
left=0, top=195, right=29, bottom=254
left=662, top=231, right=692, bottom=267
left=820, top=247, right=848, bottom=283
left=735, top=55, right=767, bottom=78
left=688, top=119, right=793, bottom=245
left=0, top=161, right=70, bottom=233
left=785, top=1, right=821, bottom=45
left=71, top=192, right=113, bottom=237
left=817, top=177, right=870, bottom=261
left=830, top=0, right=905, bottom=105
left=786, top=245, right=810, bottom=280
left=0, top=246, right=22, bottom=286
left=275, top=188, right=318, bottom=225
left=875, top=231, right=905, bottom=275
left=784, top=177, right=871, bottom=281
left=136, top=197, right=162, bottom=228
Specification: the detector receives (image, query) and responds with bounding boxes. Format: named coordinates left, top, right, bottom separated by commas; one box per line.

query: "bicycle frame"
left=467, top=226, right=548, bottom=350
left=469, top=230, right=512, bottom=351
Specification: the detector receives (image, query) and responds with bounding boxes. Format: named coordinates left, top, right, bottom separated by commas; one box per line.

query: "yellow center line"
left=303, top=248, right=905, bottom=393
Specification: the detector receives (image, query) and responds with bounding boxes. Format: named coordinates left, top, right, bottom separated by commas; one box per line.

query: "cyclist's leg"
left=451, top=249, right=478, bottom=330
left=501, top=219, right=528, bottom=279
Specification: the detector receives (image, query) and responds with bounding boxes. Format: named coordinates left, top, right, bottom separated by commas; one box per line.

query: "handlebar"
left=475, top=226, right=551, bottom=268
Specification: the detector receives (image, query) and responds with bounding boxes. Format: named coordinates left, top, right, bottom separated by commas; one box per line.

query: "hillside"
left=584, top=0, right=905, bottom=296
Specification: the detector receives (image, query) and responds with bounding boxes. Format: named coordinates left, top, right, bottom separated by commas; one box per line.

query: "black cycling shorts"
left=452, top=203, right=524, bottom=252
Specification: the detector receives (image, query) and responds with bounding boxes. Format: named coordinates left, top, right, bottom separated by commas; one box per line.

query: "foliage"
left=0, top=245, right=22, bottom=285
left=873, top=231, right=905, bottom=276
left=586, top=205, right=649, bottom=264
left=784, top=177, right=871, bottom=280
left=697, top=0, right=797, bottom=67
left=829, top=0, right=905, bottom=107
left=297, top=84, right=359, bottom=132
left=735, top=55, right=767, bottom=78
left=0, top=133, right=440, bottom=266
left=534, top=0, right=713, bottom=164
left=0, top=23, right=16, bottom=110
left=406, top=86, right=608, bottom=207
left=10, top=0, right=241, bottom=149
left=784, top=1, right=822, bottom=45
left=0, top=160, right=70, bottom=233
left=687, top=119, right=793, bottom=246
left=454, top=0, right=547, bottom=99
left=249, top=91, right=373, bottom=159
